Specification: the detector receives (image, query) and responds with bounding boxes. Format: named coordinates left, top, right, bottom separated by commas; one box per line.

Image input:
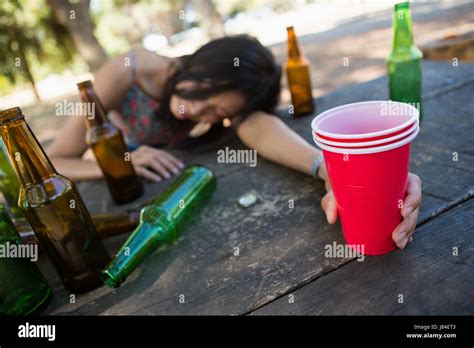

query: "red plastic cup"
left=311, top=100, right=419, bottom=143
left=313, top=118, right=419, bottom=148
left=312, top=108, right=419, bottom=255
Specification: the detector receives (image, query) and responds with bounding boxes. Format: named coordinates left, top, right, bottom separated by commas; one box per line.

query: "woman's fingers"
left=142, top=147, right=184, bottom=174
left=163, top=152, right=185, bottom=170
left=392, top=207, right=420, bottom=249
left=318, top=162, right=338, bottom=224
left=147, top=159, right=172, bottom=179
left=405, top=208, right=419, bottom=239
left=135, top=166, right=162, bottom=182
left=159, top=153, right=183, bottom=175
left=402, top=173, right=422, bottom=217
left=321, top=191, right=338, bottom=224
left=391, top=173, right=422, bottom=249
left=132, top=146, right=185, bottom=179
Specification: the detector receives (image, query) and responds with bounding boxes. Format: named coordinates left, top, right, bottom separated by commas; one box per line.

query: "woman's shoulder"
left=131, top=47, right=174, bottom=99
left=133, top=47, right=173, bottom=79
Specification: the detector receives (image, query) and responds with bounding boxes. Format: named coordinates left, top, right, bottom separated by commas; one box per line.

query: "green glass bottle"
left=101, top=165, right=216, bottom=288
left=0, top=204, right=51, bottom=315
left=387, top=2, right=423, bottom=121
left=0, top=139, right=23, bottom=220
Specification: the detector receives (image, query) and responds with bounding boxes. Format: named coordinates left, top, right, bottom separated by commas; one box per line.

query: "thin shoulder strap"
left=129, top=48, right=138, bottom=83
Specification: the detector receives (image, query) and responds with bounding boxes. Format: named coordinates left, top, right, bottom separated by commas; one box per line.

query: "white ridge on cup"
left=311, top=100, right=419, bottom=140
left=313, top=118, right=419, bottom=148
left=313, top=126, right=419, bottom=155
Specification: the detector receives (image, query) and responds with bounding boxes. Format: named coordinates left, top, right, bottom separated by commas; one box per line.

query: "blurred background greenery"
left=0, top=0, right=303, bottom=97
left=1, top=0, right=472, bottom=145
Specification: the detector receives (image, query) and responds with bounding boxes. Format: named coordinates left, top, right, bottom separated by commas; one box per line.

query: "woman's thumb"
left=321, top=192, right=338, bottom=224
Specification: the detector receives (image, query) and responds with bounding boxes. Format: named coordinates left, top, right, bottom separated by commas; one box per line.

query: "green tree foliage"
left=0, top=0, right=75, bottom=98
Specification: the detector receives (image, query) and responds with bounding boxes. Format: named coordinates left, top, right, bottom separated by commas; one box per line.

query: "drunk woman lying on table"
left=48, top=35, right=422, bottom=250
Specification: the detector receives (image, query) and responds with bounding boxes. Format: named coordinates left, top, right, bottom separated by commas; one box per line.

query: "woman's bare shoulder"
left=134, top=47, right=172, bottom=73
left=133, top=47, right=174, bottom=98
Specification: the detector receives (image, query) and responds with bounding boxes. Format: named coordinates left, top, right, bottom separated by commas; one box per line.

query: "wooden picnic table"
left=41, top=61, right=474, bottom=315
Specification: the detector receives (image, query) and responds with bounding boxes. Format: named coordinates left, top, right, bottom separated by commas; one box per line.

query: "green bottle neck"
left=100, top=220, right=166, bottom=288
left=392, top=2, right=414, bottom=50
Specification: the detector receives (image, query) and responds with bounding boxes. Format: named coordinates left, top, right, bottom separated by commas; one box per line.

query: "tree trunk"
left=9, top=28, right=41, bottom=100
left=20, top=48, right=41, bottom=101
left=194, top=0, right=225, bottom=39
left=48, top=0, right=108, bottom=72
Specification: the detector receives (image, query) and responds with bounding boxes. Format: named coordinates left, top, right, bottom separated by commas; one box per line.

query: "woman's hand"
left=131, top=145, right=185, bottom=182
left=318, top=162, right=422, bottom=249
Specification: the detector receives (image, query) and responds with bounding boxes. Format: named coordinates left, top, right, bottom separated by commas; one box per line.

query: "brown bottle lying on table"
left=77, top=80, right=144, bottom=204
left=0, top=107, right=110, bottom=293
left=19, top=210, right=141, bottom=245
left=285, top=26, right=315, bottom=116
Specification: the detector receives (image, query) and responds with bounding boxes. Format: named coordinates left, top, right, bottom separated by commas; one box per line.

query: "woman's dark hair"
left=158, top=35, right=281, bottom=128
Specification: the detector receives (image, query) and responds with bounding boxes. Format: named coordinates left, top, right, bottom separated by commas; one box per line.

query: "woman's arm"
left=236, top=111, right=422, bottom=249
left=47, top=49, right=183, bottom=181
left=47, top=50, right=136, bottom=180
left=236, top=111, right=320, bottom=175
left=47, top=115, right=103, bottom=181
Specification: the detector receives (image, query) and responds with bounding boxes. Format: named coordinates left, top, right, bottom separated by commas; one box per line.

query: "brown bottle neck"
left=287, top=28, right=302, bottom=61
left=0, top=117, right=57, bottom=187
left=79, top=87, right=109, bottom=127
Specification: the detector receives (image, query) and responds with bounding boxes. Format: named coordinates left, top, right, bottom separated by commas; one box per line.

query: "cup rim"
left=311, top=100, right=419, bottom=139
left=313, top=120, right=416, bottom=143
left=314, top=126, right=419, bottom=154
left=313, top=118, right=419, bottom=147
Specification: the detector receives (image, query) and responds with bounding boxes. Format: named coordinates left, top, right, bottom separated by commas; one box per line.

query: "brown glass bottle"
left=77, top=80, right=144, bottom=204
left=90, top=211, right=141, bottom=238
left=0, top=107, right=110, bottom=293
left=285, top=26, right=315, bottom=116
left=19, top=210, right=141, bottom=245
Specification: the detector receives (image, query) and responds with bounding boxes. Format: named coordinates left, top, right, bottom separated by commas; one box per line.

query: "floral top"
left=108, top=49, right=195, bottom=151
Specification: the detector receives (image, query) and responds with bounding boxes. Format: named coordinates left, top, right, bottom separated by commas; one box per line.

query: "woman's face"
left=170, top=81, right=247, bottom=124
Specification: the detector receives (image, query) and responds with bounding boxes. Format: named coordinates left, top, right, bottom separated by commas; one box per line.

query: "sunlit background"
left=0, top=0, right=472, bottom=145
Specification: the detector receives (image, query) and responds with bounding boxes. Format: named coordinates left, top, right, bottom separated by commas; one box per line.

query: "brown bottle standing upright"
left=0, top=107, right=110, bottom=293
left=285, top=26, right=315, bottom=116
left=77, top=80, right=144, bottom=204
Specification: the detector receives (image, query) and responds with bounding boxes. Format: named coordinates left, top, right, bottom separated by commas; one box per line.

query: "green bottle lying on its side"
left=101, top=165, right=217, bottom=288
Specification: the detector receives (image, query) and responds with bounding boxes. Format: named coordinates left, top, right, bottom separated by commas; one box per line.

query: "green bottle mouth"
left=100, top=269, right=122, bottom=288
left=394, top=2, right=410, bottom=10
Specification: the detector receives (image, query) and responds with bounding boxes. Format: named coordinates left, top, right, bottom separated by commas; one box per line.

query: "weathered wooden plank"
left=40, top=174, right=447, bottom=314
left=252, top=198, right=474, bottom=315
left=39, top=61, right=473, bottom=315
left=38, top=164, right=458, bottom=315
left=416, top=84, right=474, bottom=156
left=41, top=155, right=448, bottom=313
left=42, top=160, right=346, bottom=314
left=410, top=142, right=474, bottom=202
